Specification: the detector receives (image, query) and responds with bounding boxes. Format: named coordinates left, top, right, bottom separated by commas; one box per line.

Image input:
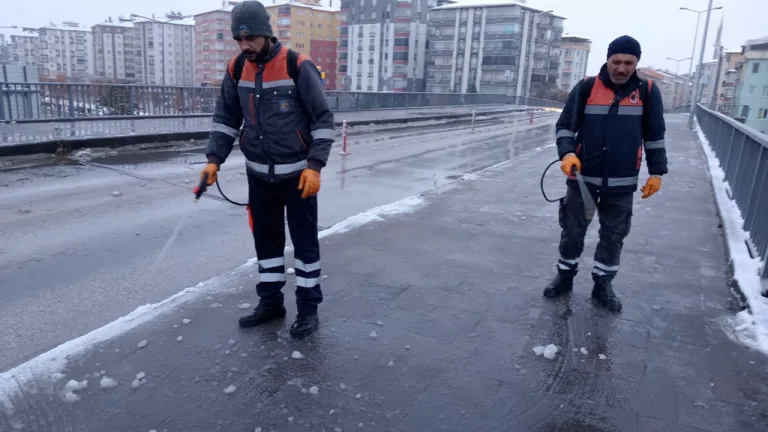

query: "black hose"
left=215, top=178, right=248, bottom=206
left=541, top=159, right=565, bottom=203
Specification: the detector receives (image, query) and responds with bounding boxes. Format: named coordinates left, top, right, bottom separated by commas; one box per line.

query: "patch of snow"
left=64, top=379, right=88, bottom=392
left=223, top=385, right=237, bottom=394
left=340, top=383, right=347, bottom=389
left=355, top=393, right=362, bottom=399
left=387, top=360, right=394, bottom=367
left=542, top=344, right=559, bottom=359
left=579, top=347, right=588, bottom=355
left=62, top=392, right=81, bottom=403
left=137, top=340, right=148, bottom=349
left=99, top=376, right=118, bottom=389
left=254, top=428, right=262, bottom=432
left=323, top=195, right=425, bottom=236
left=111, top=191, right=122, bottom=197
left=176, top=336, right=183, bottom=342
left=291, top=350, right=305, bottom=359
left=598, top=354, right=607, bottom=360
left=237, top=303, right=252, bottom=309
left=404, top=344, right=410, bottom=349
left=309, top=385, right=320, bottom=395
left=182, top=318, right=191, bottom=325
left=287, top=268, right=295, bottom=274
left=695, top=119, right=768, bottom=356
left=532, top=346, right=545, bottom=356
left=228, top=338, right=236, bottom=345
left=369, top=330, right=378, bottom=339
left=376, top=320, right=384, bottom=326
left=210, top=302, right=222, bottom=308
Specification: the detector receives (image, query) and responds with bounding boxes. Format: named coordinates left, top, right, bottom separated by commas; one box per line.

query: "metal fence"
left=0, top=82, right=563, bottom=122
left=695, top=103, right=768, bottom=278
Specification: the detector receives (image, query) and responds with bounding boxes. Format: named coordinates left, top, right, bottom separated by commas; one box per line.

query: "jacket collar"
left=263, top=39, right=282, bottom=63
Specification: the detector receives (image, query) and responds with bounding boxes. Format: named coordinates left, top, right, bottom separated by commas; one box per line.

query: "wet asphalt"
left=0, top=110, right=554, bottom=372
left=0, top=115, right=766, bottom=432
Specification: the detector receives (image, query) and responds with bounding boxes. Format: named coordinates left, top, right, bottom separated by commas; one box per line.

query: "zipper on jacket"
left=249, top=94, right=255, bottom=123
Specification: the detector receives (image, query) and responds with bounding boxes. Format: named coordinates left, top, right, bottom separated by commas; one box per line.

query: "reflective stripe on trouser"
left=247, top=173, right=323, bottom=312
left=557, top=185, right=633, bottom=282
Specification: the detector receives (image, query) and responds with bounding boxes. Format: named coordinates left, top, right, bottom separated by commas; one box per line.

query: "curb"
left=0, top=107, right=532, bottom=158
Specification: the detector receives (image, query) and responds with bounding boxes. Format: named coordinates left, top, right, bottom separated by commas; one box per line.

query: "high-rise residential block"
left=36, top=22, right=94, bottom=82
left=339, top=0, right=434, bottom=92
left=425, top=0, right=564, bottom=98
left=559, top=34, right=590, bottom=91
left=91, top=18, right=142, bottom=82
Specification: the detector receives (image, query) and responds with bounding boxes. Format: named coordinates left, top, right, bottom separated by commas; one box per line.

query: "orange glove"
left=560, top=153, right=582, bottom=178
left=200, top=163, right=219, bottom=186
left=298, top=168, right=321, bottom=199
left=641, top=175, right=662, bottom=199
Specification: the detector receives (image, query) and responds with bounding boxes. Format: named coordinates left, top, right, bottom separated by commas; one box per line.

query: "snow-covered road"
left=0, top=110, right=557, bottom=371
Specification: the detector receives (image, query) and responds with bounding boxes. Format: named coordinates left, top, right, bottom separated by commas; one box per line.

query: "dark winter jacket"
left=555, top=63, right=667, bottom=194
left=205, top=41, right=335, bottom=182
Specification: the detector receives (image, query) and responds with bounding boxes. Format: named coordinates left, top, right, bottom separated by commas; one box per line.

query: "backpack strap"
left=286, top=48, right=300, bottom=82
left=232, top=52, right=247, bottom=84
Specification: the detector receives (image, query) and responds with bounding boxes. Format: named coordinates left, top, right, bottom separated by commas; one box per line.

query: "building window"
left=752, top=63, right=760, bottom=74
left=749, top=85, right=756, bottom=96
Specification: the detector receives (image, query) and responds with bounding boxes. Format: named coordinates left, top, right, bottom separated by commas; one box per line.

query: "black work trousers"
left=556, top=185, right=633, bottom=284
left=247, top=173, right=322, bottom=315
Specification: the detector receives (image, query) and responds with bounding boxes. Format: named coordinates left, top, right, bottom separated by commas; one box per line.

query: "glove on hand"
left=298, top=169, right=321, bottom=199
left=200, top=163, right=219, bottom=186
left=641, top=175, right=662, bottom=199
left=560, top=153, right=582, bottom=178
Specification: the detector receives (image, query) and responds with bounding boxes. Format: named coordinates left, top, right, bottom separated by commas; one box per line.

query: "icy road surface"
left=0, top=110, right=556, bottom=371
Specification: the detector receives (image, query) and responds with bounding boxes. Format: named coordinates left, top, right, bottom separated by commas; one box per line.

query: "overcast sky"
left=2, top=0, right=765, bottom=75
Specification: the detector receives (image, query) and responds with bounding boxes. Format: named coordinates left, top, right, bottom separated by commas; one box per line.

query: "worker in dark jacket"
left=544, top=35, right=667, bottom=312
left=200, top=1, right=335, bottom=338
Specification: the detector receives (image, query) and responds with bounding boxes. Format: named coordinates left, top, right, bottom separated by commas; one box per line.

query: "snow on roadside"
left=0, top=193, right=428, bottom=407
left=694, top=119, right=768, bottom=355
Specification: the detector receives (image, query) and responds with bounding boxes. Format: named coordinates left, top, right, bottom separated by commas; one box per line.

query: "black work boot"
left=591, top=281, right=622, bottom=313
left=289, top=313, right=319, bottom=340
left=543, top=271, right=575, bottom=298
left=238, top=303, right=287, bottom=328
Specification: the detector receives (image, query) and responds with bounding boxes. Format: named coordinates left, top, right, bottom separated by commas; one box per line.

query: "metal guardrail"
left=0, top=82, right=564, bottom=122
left=695, top=104, right=768, bottom=278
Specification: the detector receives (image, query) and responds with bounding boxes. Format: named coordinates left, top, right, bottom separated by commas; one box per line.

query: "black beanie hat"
left=231, top=1, right=273, bottom=39
left=607, top=35, right=642, bottom=60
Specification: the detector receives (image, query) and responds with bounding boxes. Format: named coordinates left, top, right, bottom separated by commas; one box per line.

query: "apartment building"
left=734, top=36, right=768, bottom=133
left=697, top=60, right=719, bottom=106
left=36, top=22, right=94, bottom=81
left=194, top=0, right=340, bottom=89
left=133, top=13, right=196, bottom=86
left=425, top=0, right=564, bottom=98
left=193, top=2, right=240, bottom=86
left=0, top=27, right=39, bottom=67
left=718, top=49, right=745, bottom=110
left=91, top=18, right=142, bottom=82
left=559, top=34, right=590, bottom=92
left=339, top=0, right=433, bottom=92
left=637, top=67, right=686, bottom=111
left=266, top=0, right=340, bottom=90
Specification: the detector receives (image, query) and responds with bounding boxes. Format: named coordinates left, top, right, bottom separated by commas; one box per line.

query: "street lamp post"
left=679, top=3, right=722, bottom=129
left=667, top=56, right=692, bottom=107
